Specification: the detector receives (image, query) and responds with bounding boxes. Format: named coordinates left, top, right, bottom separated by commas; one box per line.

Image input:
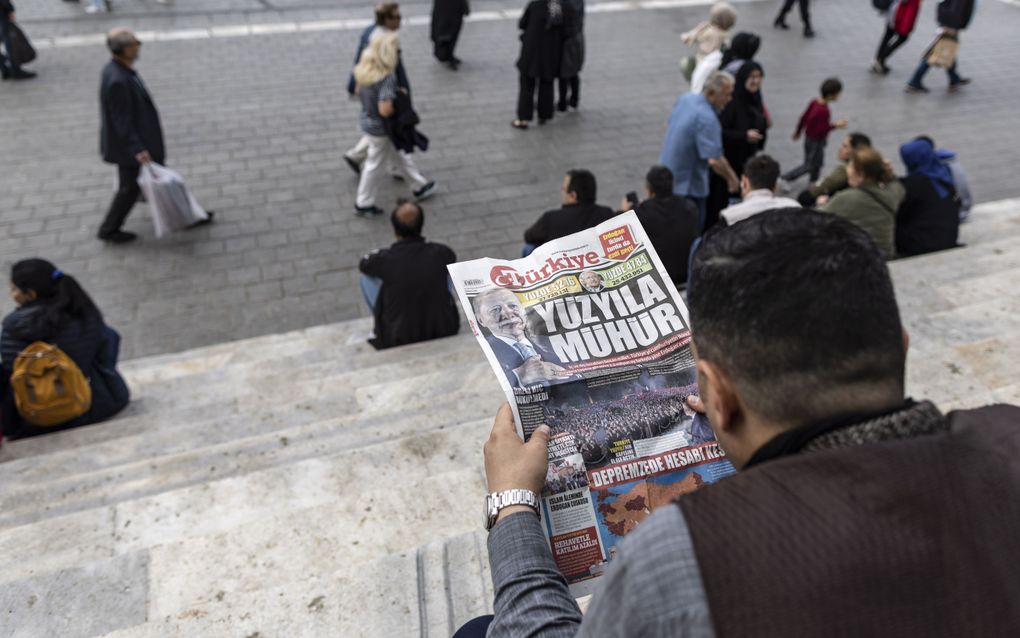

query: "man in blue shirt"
left=659, top=71, right=739, bottom=232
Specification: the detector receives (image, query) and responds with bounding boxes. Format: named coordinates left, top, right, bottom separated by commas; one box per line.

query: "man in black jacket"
left=359, top=201, right=459, bottom=349
left=522, top=170, right=614, bottom=255
left=619, top=166, right=699, bottom=286
left=98, top=28, right=165, bottom=243
left=0, top=0, right=35, bottom=80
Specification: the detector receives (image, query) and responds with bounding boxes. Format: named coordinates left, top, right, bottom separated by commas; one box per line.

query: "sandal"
left=511, top=119, right=529, bottom=130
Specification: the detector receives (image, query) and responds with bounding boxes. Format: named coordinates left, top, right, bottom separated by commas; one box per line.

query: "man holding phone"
left=618, top=165, right=699, bottom=286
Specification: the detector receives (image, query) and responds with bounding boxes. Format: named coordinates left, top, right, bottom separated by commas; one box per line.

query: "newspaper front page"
left=449, top=212, right=735, bottom=598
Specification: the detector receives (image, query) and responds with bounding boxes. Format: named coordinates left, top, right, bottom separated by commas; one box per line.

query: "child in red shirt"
left=781, top=78, right=848, bottom=184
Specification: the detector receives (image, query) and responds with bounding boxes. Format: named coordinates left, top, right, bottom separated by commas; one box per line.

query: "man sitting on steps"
left=458, top=209, right=1020, bottom=637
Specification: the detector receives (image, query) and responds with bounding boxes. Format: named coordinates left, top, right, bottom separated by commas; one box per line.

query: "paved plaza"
left=1, top=0, right=1018, bottom=358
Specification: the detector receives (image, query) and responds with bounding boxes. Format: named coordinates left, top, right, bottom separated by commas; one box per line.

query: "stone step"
left=117, top=317, right=374, bottom=382
left=98, top=529, right=494, bottom=638
left=0, top=334, right=484, bottom=464
left=0, top=419, right=490, bottom=586
left=3, top=467, right=486, bottom=638
left=0, top=366, right=499, bottom=528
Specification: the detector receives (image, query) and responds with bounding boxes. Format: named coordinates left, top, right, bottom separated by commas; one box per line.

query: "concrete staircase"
left=2, top=199, right=1019, bottom=637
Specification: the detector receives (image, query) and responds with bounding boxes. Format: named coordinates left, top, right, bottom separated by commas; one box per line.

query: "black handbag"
left=8, top=22, right=36, bottom=66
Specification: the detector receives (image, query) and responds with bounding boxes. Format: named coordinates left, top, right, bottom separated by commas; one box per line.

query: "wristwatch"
left=484, top=488, right=539, bottom=531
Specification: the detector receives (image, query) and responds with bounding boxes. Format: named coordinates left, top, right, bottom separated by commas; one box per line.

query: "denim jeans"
left=908, top=59, right=962, bottom=87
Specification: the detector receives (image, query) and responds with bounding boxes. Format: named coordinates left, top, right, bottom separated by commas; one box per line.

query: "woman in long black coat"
left=512, top=0, right=571, bottom=129
left=557, top=0, right=584, bottom=111
left=431, top=0, right=470, bottom=69
left=707, top=61, right=769, bottom=226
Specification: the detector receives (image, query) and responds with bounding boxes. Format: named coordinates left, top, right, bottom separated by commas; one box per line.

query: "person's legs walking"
left=0, top=20, right=19, bottom=77
left=775, top=0, right=796, bottom=26
left=537, top=79, right=554, bottom=121
left=782, top=139, right=816, bottom=182
left=806, top=139, right=826, bottom=182
left=355, top=135, right=387, bottom=212
left=557, top=77, right=569, bottom=111
left=392, top=146, right=430, bottom=195
left=569, top=76, right=580, bottom=108
left=517, top=74, right=536, bottom=122
left=947, top=61, right=964, bottom=85
left=907, top=58, right=931, bottom=90
left=99, top=163, right=141, bottom=239
left=345, top=134, right=371, bottom=173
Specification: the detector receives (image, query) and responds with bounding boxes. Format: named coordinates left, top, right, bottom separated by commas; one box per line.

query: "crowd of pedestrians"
left=0, top=0, right=983, bottom=444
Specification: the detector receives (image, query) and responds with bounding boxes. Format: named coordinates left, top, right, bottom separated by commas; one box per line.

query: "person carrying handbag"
left=905, top=0, right=975, bottom=93
left=0, top=0, right=36, bottom=80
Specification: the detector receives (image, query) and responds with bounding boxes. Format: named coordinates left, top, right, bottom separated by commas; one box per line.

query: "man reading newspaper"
left=458, top=210, right=1020, bottom=637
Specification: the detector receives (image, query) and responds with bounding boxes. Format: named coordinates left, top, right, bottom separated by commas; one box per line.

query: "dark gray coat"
left=99, top=59, right=165, bottom=166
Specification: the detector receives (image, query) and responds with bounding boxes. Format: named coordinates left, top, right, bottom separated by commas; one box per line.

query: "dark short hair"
left=913, top=135, right=935, bottom=147
left=646, top=166, right=675, bottom=198
left=820, top=77, right=843, bottom=98
left=375, top=2, right=400, bottom=24
left=743, top=154, right=780, bottom=191
left=848, top=132, right=872, bottom=149
left=391, top=199, right=424, bottom=238
left=688, top=210, right=905, bottom=425
left=566, top=169, right=597, bottom=204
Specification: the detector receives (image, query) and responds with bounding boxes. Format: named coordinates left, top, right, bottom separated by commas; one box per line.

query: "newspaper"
left=449, top=211, right=736, bottom=598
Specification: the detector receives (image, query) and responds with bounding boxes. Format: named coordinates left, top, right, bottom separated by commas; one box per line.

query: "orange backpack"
left=11, top=342, right=92, bottom=427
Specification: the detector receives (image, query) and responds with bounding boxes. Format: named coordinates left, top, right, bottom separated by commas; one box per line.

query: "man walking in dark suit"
left=98, top=28, right=164, bottom=244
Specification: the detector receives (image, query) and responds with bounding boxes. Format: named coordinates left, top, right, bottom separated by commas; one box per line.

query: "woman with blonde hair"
left=819, top=148, right=904, bottom=260
left=353, top=32, right=435, bottom=217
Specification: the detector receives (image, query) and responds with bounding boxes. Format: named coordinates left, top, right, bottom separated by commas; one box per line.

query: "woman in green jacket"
left=819, top=147, right=904, bottom=259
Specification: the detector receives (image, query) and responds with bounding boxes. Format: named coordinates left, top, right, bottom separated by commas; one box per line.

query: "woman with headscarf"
left=895, top=137, right=960, bottom=256
left=871, top=0, right=922, bottom=75
left=706, top=61, right=768, bottom=228
left=720, top=31, right=761, bottom=75
left=512, top=0, right=573, bottom=129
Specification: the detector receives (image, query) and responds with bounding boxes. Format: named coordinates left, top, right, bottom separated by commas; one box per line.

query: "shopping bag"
left=136, top=163, right=210, bottom=238
left=9, top=23, right=36, bottom=66
left=927, top=34, right=959, bottom=68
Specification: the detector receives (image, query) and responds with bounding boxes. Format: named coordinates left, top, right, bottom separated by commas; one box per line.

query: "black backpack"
left=936, top=0, right=975, bottom=29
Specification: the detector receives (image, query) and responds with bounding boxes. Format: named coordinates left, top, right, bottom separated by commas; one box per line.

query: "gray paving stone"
left=1, top=0, right=1018, bottom=359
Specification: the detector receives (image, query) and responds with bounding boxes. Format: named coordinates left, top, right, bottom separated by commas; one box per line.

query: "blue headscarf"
left=900, top=138, right=954, bottom=199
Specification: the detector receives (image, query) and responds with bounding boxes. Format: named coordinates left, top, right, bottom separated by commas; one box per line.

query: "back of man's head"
left=646, top=166, right=675, bottom=198
left=848, top=132, right=872, bottom=150
left=567, top=169, right=597, bottom=205
left=391, top=200, right=424, bottom=238
left=743, top=155, right=780, bottom=191
left=689, top=210, right=905, bottom=427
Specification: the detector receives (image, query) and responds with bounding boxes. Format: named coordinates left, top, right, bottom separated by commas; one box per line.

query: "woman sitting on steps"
left=0, top=259, right=129, bottom=442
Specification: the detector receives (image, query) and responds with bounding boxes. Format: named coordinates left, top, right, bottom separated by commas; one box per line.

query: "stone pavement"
left=0, top=0, right=1017, bottom=358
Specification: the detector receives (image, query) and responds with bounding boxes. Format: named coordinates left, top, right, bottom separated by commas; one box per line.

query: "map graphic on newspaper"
left=449, top=212, right=735, bottom=598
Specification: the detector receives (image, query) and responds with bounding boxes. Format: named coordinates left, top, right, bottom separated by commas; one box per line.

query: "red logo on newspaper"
left=490, top=251, right=601, bottom=289
left=600, top=225, right=636, bottom=261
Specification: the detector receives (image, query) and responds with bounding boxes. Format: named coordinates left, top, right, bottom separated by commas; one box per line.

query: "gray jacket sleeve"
left=487, top=506, right=715, bottom=638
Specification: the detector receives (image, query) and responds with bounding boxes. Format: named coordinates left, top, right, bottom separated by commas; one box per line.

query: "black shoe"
left=445, top=59, right=459, bottom=71
left=773, top=17, right=789, bottom=30
left=556, top=101, right=568, bottom=112
left=11, top=69, right=36, bottom=80
left=355, top=205, right=384, bottom=217
left=413, top=181, right=437, bottom=201
left=187, top=210, right=215, bottom=229
left=98, top=230, right=138, bottom=244
left=343, top=154, right=361, bottom=175
left=0, top=67, right=10, bottom=80
left=451, top=55, right=462, bottom=65
left=905, top=83, right=929, bottom=94
left=803, top=26, right=815, bottom=38
left=949, top=78, right=972, bottom=92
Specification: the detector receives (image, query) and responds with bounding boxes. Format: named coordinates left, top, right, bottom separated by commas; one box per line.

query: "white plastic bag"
left=137, top=163, right=209, bottom=238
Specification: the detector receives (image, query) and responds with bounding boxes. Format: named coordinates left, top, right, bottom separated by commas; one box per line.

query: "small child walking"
left=782, top=78, right=848, bottom=186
